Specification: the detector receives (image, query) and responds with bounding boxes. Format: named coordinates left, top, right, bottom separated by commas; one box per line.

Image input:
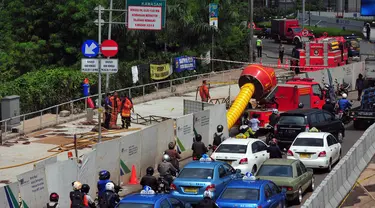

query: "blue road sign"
left=209, top=3, right=218, bottom=18
left=82, top=40, right=99, bottom=58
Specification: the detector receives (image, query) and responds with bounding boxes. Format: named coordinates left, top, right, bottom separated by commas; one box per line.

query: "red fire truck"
left=290, top=36, right=349, bottom=72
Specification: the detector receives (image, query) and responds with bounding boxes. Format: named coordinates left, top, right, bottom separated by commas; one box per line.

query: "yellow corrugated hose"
left=227, top=83, right=255, bottom=129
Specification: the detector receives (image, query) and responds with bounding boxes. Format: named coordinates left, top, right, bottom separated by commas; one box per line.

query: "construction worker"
left=278, top=43, right=285, bottom=63
left=121, top=96, right=133, bottom=129
left=256, top=36, right=263, bottom=58
left=199, top=80, right=210, bottom=102
left=109, top=91, right=122, bottom=128
left=236, top=125, right=255, bottom=138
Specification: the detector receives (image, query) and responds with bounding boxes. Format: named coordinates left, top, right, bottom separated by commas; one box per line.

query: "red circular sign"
left=101, top=40, right=118, bottom=57
left=302, top=29, right=309, bottom=37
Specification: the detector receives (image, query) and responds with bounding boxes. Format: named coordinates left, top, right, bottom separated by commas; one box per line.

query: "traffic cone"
left=277, top=59, right=281, bottom=68
left=128, top=165, right=139, bottom=185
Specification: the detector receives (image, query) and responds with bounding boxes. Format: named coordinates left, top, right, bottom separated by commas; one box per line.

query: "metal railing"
left=0, top=68, right=243, bottom=142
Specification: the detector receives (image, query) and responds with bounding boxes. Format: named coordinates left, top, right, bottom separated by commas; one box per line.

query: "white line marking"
left=102, top=47, right=117, bottom=50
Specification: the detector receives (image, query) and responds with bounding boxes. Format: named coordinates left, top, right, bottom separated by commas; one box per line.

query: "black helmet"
left=195, top=134, right=202, bottom=142
left=217, top=125, right=223, bottom=133
left=146, top=166, right=154, bottom=175
left=50, top=192, right=59, bottom=202
left=298, top=103, right=304, bottom=108
left=168, top=142, right=175, bottom=150
left=81, top=184, right=90, bottom=193
left=99, top=170, right=110, bottom=180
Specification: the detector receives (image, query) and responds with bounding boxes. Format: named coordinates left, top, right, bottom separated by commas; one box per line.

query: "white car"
left=211, top=138, right=269, bottom=174
left=287, top=132, right=341, bottom=171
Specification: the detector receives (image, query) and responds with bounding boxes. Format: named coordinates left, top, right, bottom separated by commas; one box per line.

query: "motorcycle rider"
left=140, top=167, right=158, bottom=191
left=197, top=191, right=219, bottom=208
left=268, top=109, right=279, bottom=127
left=164, top=142, right=181, bottom=171
left=70, top=181, right=85, bottom=208
left=98, top=182, right=120, bottom=208
left=158, top=154, right=178, bottom=185
left=192, top=134, right=208, bottom=159
left=98, top=170, right=111, bottom=196
left=47, top=192, right=59, bottom=208
left=337, top=93, right=352, bottom=112
left=82, top=184, right=96, bottom=208
left=213, top=125, right=226, bottom=147
left=322, top=98, right=335, bottom=114
left=267, top=138, right=282, bottom=158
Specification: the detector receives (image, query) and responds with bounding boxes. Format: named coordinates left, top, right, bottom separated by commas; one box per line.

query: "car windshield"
left=221, top=188, right=259, bottom=200
left=293, top=137, right=324, bottom=147
left=278, top=116, right=305, bottom=125
left=118, top=203, right=153, bottom=208
left=257, top=165, right=293, bottom=177
left=216, top=144, right=247, bottom=154
left=179, top=168, right=213, bottom=179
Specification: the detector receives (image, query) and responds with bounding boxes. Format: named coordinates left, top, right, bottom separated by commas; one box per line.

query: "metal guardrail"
left=0, top=68, right=243, bottom=142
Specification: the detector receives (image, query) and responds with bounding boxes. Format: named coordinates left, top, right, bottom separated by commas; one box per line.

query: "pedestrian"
left=356, top=73, right=364, bottom=101
left=256, top=36, right=263, bottom=58
left=199, top=80, right=210, bottom=102
left=249, top=114, right=260, bottom=138
left=46, top=192, right=59, bottom=208
left=120, top=95, right=133, bottom=129
left=278, top=43, right=285, bottom=63
left=366, top=23, right=371, bottom=41
left=109, top=91, right=122, bottom=128
left=104, top=93, right=112, bottom=129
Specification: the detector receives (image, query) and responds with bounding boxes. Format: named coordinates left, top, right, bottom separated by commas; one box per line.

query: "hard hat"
left=73, top=181, right=82, bottom=190
left=105, top=182, right=115, bottom=191
left=163, top=154, right=170, bottom=162
left=203, top=191, right=213, bottom=198
left=272, top=109, right=279, bottom=114
left=342, top=93, right=347, bottom=98
left=217, top=125, right=224, bottom=133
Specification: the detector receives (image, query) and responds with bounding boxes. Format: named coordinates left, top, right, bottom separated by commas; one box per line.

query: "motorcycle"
left=157, top=171, right=178, bottom=193
left=335, top=79, right=351, bottom=96
left=337, top=109, right=352, bottom=124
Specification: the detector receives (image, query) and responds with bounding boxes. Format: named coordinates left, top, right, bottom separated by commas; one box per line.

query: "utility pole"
left=308, top=0, right=311, bottom=26
left=105, top=0, right=114, bottom=93
left=248, top=0, right=254, bottom=62
left=98, top=6, right=103, bottom=143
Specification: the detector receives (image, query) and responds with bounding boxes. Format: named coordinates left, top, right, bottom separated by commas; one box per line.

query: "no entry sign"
left=101, top=40, right=118, bottom=57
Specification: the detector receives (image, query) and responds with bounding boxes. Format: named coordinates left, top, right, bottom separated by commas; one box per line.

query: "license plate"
left=300, top=153, right=311, bottom=159
left=184, top=187, right=198, bottom=193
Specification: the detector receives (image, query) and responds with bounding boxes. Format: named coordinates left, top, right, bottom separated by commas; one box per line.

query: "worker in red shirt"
left=109, top=91, right=122, bottom=128
left=199, top=80, right=210, bottom=102
left=121, top=96, right=133, bottom=129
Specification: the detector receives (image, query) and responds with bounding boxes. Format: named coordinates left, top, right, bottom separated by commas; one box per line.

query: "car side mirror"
left=185, top=203, right=192, bottom=208
left=282, top=188, right=287, bottom=193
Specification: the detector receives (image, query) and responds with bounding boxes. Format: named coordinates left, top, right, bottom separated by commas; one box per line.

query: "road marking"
left=102, top=47, right=118, bottom=50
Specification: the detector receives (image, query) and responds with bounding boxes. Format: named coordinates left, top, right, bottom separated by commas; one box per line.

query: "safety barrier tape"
left=193, top=56, right=351, bottom=70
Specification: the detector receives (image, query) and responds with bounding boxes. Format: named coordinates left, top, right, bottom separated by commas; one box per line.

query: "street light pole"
left=98, top=6, right=102, bottom=143
left=105, top=0, right=114, bottom=93
left=249, top=0, right=254, bottom=62
left=302, top=0, right=305, bottom=29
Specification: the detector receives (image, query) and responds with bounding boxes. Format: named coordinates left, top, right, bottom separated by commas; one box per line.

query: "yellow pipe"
left=226, top=83, right=255, bottom=129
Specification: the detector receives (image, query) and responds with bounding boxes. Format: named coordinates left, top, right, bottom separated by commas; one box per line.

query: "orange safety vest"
left=121, top=98, right=133, bottom=117
left=199, top=84, right=210, bottom=101
left=110, top=96, right=121, bottom=111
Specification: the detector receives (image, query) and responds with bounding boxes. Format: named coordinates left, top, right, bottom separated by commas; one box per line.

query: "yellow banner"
left=150, top=64, right=172, bottom=80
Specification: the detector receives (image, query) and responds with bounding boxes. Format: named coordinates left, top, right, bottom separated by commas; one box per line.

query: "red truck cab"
left=271, top=19, right=314, bottom=45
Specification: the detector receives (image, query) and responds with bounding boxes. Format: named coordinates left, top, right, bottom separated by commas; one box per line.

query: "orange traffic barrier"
left=128, top=165, right=139, bottom=184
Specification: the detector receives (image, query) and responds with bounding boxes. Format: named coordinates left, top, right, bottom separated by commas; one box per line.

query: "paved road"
left=289, top=123, right=365, bottom=207
left=262, top=38, right=296, bottom=58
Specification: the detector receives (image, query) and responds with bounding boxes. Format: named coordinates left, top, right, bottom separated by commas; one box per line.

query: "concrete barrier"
left=302, top=123, right=375, bottom=208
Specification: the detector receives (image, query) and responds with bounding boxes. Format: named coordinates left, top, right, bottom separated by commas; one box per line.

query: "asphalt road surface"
left=262, top=38, right=296, bottom=58
left=288, top=123, right=365, bottom=207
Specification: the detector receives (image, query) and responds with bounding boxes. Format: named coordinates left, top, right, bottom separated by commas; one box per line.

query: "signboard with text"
left=81, top=59, right=99, bottom=72
left=150, top=64, right=171, bottom=80
left=127, top=6, right=162, bottom=30
left=126, top=0, right=166, bottom=27
left=101, top=59, right=118, bottom=73
left=209, top=3, right=218, bottom=28
left=174, top=56, right=196, bottom=73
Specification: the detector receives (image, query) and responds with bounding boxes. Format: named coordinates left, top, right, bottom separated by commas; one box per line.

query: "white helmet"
left=105, top=182, right=115, bottom=191
left=272, top=109, right=279, bottom=114
left=203, top=191, right=213, bottom=198
left=342, top=93, right=347, bottom=98
left=163, top=154, right=170, bottom=162
left=73, top=181, right=82, bottom=191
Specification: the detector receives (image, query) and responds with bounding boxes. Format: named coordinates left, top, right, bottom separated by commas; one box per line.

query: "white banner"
left=96, top=139, right=121, bottom=184
left=128, top=6, right=162, bottom=30
left=193, top=109, right=211, bottom=145
left=45, top=160, right=78, bottom=208
left=176, top=114, right=194, bottom=157
left=119, top=132, right=142, bottom=184
left=206, top=104, right=229, bottom=145
left=78, top=151, right=97, bottom=196
left=0, top=183, right=21, bottom=208
left=140, top=125, right=158, bottom=176
left=17, top=167, right=48, bottom=208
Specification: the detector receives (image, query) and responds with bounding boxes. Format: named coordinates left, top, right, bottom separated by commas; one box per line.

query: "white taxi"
left=287, top=132, right=341, bottom=172
left=211, top=138, right=270, bottom=174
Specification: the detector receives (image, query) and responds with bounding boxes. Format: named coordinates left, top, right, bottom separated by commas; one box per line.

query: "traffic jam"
left=115, top=19, right=367, bottom=208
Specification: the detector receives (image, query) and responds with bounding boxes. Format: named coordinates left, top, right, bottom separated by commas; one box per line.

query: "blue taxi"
left=116, top=186, right=191, bottom=208
left=216, top=173, right=287, bottom=208
left=170, top=155, right=240, bottom=204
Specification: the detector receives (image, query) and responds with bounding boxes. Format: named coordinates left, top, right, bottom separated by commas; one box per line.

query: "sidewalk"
left=341, top=155, right=375, bottom=208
